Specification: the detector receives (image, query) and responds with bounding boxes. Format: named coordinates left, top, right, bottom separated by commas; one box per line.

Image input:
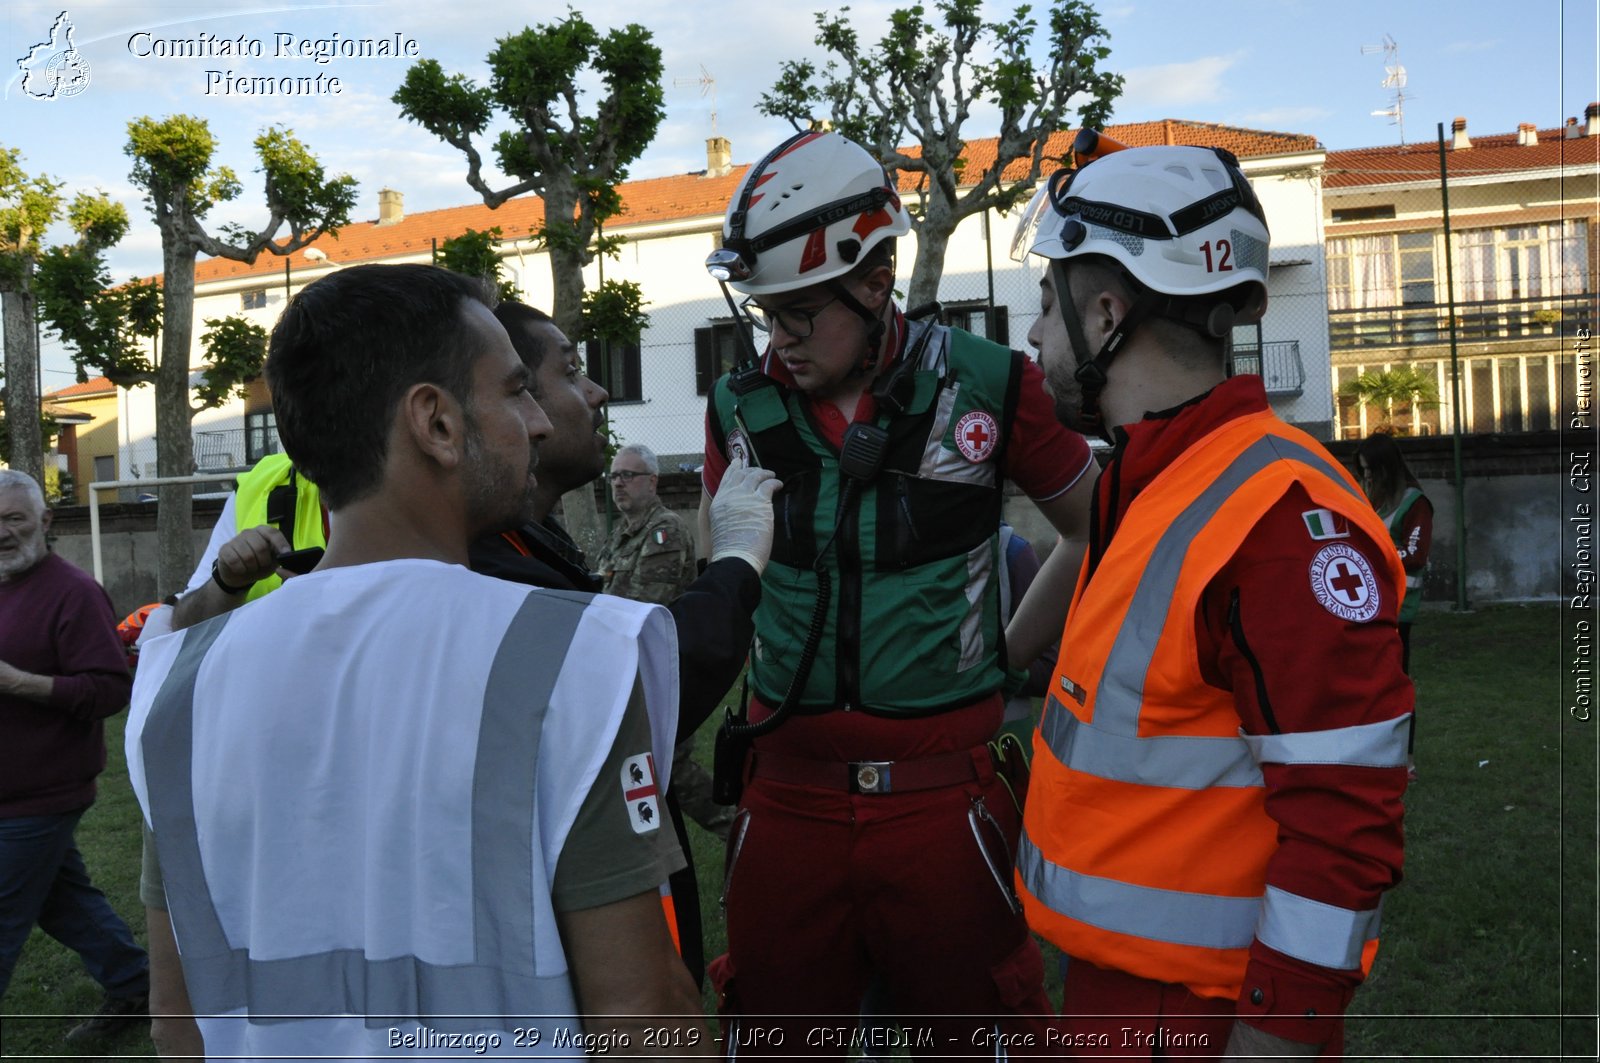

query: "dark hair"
left=1355, top=431, right=1416, bottom=510
left=266, top=264, right=493, bottom=509
left=845, top=237, right=896, bottom=283
left=493, top=303, right=558, bottom=374
left=1066, top=253, right=1225, bottom=368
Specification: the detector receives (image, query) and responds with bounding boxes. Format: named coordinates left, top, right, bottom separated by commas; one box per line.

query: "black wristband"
left=211, top=558, right=252, bottom=596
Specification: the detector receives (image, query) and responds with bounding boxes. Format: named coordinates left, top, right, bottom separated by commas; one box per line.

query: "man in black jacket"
left=468, top=302, right=777, bottom=987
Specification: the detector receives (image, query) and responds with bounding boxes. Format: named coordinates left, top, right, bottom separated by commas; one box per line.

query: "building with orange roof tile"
left=42, top=376, right=118, bottom=503
left=117, top=118, right=1333, bottom=480
left=1321, top=108, right=1599, bottom=439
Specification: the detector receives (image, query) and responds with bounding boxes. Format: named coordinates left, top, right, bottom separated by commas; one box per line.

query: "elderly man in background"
left=600, top=444, right=734, bottom=843
left=0, top=469, right=148, bottom=1047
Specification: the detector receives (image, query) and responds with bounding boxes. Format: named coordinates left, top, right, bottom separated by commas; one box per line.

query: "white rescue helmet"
left=706, top=131, right=911, bottom=296
left=1011, top=143, right=1271, bottom=322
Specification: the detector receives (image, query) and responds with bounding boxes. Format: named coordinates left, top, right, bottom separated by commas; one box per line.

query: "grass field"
left=2, top=604, right=1592, bottom=1060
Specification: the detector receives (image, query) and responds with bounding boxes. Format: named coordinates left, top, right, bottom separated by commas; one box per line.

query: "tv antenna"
left=1361, top=34, right=1412, bottom=144
left=673, top=64, right=718, bottom=136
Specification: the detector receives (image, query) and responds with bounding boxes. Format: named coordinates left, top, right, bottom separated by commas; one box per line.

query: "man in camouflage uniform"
left=601, top=444, right=734, bottom=841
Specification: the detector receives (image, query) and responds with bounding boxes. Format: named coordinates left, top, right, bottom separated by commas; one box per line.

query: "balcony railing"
left=193, top=427, right=281, bottom=471
left=1329, top=292, right=1595, bottom=350
left=1231, top=340, right=1305, bottom=397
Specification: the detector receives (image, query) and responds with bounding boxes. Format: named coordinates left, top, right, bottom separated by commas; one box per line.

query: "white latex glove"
left=708, top=455, right=782, bottom=576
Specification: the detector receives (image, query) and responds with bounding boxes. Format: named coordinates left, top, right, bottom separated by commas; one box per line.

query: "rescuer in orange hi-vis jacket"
left=1006, top=134, right=1411, bottom=1061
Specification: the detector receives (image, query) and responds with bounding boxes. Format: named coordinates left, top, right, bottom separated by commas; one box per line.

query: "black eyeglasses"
left=609, top=470, right=651, bottom=483
left=740, top=295, right=839, bottom=339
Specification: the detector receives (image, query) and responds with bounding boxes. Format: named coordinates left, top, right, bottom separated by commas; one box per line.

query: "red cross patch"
left=1309, top=542, right=1382, bottom=623
left=954, top=410, right=1000, bottom=463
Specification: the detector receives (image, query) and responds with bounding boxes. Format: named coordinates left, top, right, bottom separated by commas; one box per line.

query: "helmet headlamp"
left=705, top=247, right=754, bottom=283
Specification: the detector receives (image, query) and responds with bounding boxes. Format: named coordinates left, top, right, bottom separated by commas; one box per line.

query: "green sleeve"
left=550, top=677, right=686, bottom=911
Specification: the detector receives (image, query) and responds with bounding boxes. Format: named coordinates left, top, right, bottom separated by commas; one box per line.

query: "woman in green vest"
left=1355, top=433, right=1432, bottom=671
left=1357, top=432, right=1430, bottom=780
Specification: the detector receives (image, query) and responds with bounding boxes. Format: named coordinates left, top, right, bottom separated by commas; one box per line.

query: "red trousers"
left=712, top=704, right=1051, bottom=1060
left=1056, top=959, right=1344, bottom=1060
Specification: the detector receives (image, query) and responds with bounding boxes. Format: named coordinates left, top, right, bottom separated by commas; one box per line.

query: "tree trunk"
left=1, top=270, right=45, bottom=488
left=155, top=230, right=198, bottom=598
left=906, top=214, right=955, bottom=313
left=542, top=182, right=603, bottom=555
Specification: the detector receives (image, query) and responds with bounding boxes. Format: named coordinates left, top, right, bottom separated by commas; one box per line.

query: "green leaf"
left=195, top=316, right=269, bottom=410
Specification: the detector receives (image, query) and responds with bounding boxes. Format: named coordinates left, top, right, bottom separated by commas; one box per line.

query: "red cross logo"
left=1329, top=562, right=1365, bottom=602
left=1308, top=542, right=1380, bottom=623
left=954, top=410, right=999, bottom=462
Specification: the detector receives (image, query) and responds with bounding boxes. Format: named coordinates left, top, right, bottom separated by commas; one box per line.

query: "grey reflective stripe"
left=1018, top=833, right=1260, bottom=950
left=1405, top=572, right=1424, bottom=589
left=1256, top=886, right=1381, bottom=970
left=1039, top=433, right=1365, bottom=788
left=957, top=538, right=993, bottom=671
left=1041, top=695, right=1263, bottom=789
left=142, top=615, right=234, bottom=979
left=918, top=383, right=992, bottom=486
left=1241, top=714, right=1412, bottom=768
left=1094, top=433, right=1367, bottom=739
left=143, top=591, right=587, bottom=1032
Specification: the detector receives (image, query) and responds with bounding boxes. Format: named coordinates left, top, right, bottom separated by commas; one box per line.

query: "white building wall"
left=134, top=150, right=1336, bottom=476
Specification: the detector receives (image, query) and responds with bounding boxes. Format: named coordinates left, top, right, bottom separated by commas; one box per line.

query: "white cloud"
left=1235, top=105, right=1335, bottom=132
left=1118, top=52, right=1247, bottom=112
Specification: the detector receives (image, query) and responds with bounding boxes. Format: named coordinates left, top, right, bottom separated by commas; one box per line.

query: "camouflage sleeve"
left=630, top=516, right=696, bottom=606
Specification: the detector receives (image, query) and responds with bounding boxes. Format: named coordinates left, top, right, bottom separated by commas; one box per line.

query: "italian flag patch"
left=1301, top=508, right=1350, bottom=541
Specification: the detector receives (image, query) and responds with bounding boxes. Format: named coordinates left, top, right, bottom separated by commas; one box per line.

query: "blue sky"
left=3, top=0, right=1595, bottom=388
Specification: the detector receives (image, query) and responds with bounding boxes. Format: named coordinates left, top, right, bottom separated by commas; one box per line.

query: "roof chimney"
left=1567, top=117, right=1582, bottom=139
left=1451, top=117, right=1471, bottom=150
left=706, top=136, right=732, bottom=178
left=1517, top=123, right=1538, bottom=147
left=377, top=188, right=403, bottom=226
left=1587, top=102, right=1599, bottom=137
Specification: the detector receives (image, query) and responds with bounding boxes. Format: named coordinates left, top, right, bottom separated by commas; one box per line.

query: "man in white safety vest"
left=127, top=264, right=711, bottom=1058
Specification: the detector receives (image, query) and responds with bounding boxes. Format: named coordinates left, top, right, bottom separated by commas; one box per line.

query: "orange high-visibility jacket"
left=1017, top=410, right=1408, bottom=1001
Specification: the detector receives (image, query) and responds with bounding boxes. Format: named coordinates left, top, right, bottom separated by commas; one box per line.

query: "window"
left=1334, top=360, right=1446, bottom=439
left=694, top=321, right=745, bottom=395
left=240, top=287, right=267, bottom=310
left=586, top=339, right=643, bottom=403
left=1330, top=204, right=1396, bottom=223
left=246, top=410, right=281, bottom=462
left=944, top=301, right=1010, bottom=345
left=1326, top=232, right=1435, bottom=310
left=1397, top=232, right=1436, bottom=305
left=93, top=454, right=115, bottom=483
left=1526, top=356, right=1552, bottom=433
left=1454, top=221, right=1587, bottom=303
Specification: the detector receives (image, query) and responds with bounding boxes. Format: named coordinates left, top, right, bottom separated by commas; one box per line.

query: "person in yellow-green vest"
left=167, top=452, right=327, bottom=630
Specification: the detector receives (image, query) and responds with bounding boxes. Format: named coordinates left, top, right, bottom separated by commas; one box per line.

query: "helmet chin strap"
left=1053, top=260, right=1156, bottom=443
left=829, top=279, right=889, bottom=376
left=1053, top=261, right=1233, bottom=442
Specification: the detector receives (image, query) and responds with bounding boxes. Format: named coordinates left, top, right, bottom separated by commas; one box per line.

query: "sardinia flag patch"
left=1301, top=508, right=1350, bottom=541
left=621, top=753, right=661, bottom=834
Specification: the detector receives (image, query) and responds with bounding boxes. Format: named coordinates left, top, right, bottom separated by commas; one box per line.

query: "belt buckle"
left=852, top=760, right=892, bottom=794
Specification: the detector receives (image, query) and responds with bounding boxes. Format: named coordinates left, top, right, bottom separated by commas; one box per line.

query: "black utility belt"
left=749, top=692, right=1001, bottom=720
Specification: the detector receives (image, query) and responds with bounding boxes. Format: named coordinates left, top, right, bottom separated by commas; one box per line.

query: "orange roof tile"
left=1325, top=125, right=1600, bottom=189
left=187, top=119, right=1320, bottom=288
left=44, top=375, right=115, bottom=399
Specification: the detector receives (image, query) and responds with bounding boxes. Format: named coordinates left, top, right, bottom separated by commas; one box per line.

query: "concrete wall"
left=49, top=500, right=224, bottom=615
